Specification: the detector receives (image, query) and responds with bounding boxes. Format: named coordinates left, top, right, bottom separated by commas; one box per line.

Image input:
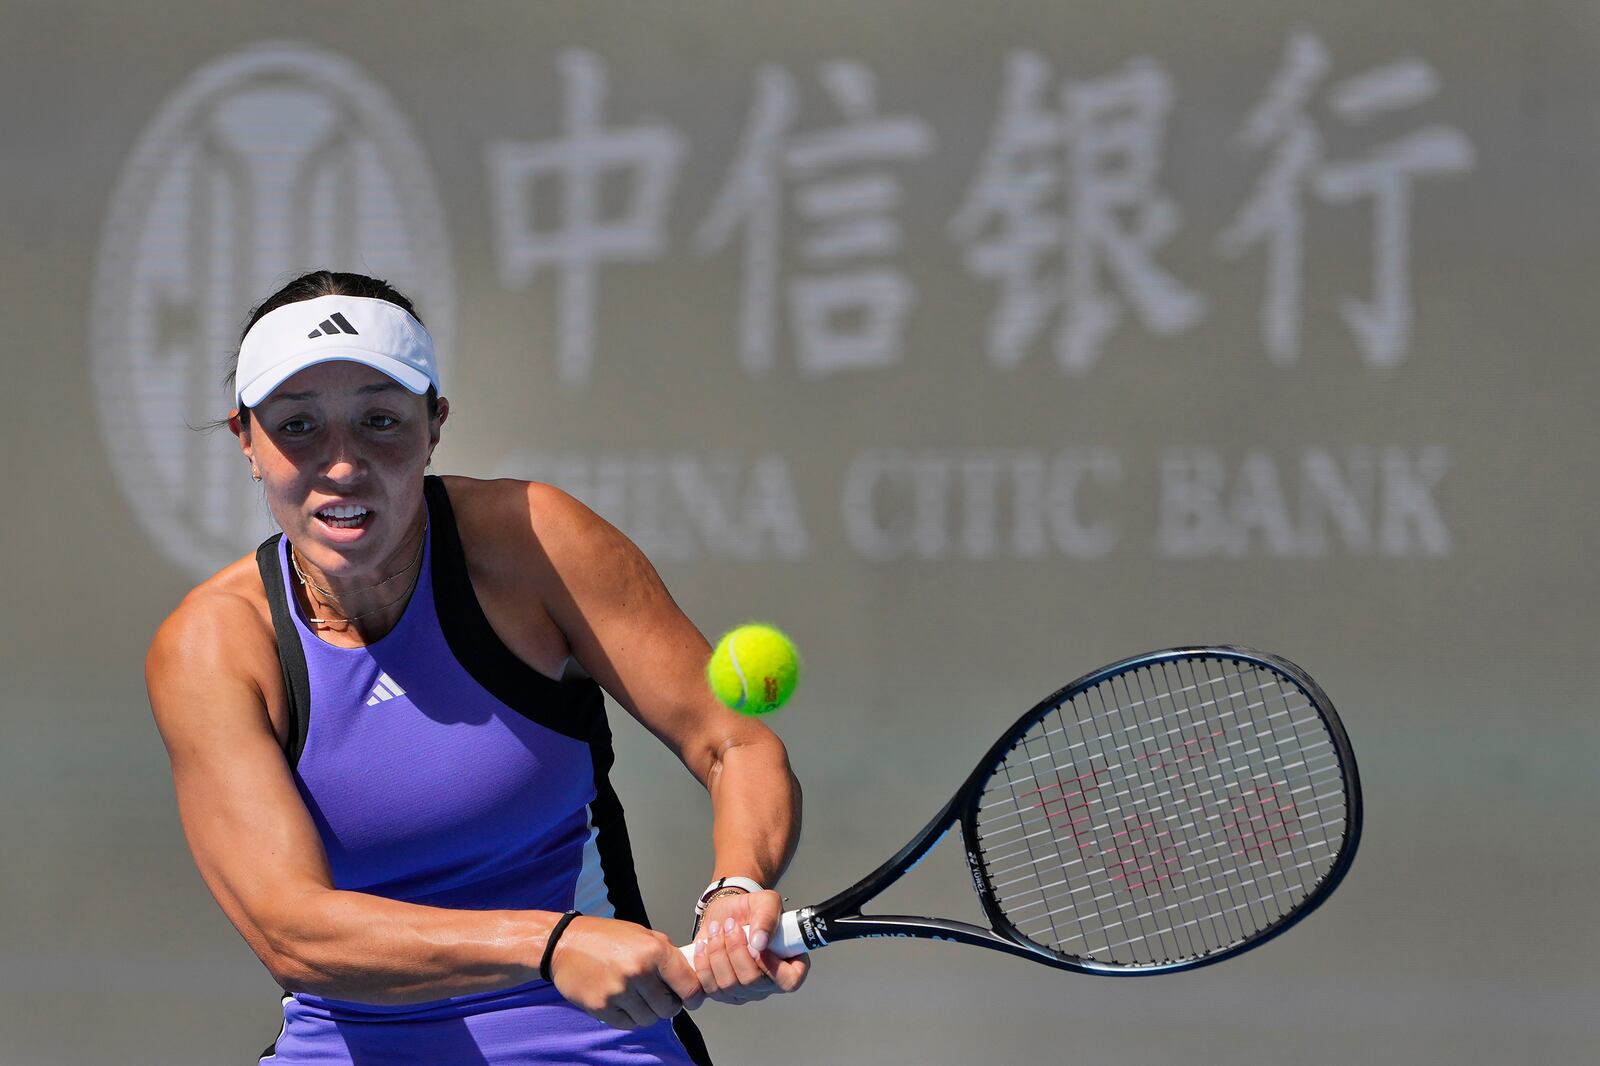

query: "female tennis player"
left=145, top=271, right=806, bottom=1064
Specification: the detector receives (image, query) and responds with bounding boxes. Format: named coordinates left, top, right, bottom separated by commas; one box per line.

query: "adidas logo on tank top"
left=365, top=672, right=406, bottom=706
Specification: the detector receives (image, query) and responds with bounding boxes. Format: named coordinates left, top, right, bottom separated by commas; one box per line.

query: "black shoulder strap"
left=423, top=475, right=712, bottom=1063
left=255, top=534, right=311, bottom=768
left=423, top=475, right=602, bottom=742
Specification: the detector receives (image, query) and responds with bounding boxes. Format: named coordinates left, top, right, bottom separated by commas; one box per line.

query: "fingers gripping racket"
left=681, top=647, right=1361, bottom=974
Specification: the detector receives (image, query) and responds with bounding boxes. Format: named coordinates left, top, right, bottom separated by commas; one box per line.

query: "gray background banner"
left=3, top=2, right=1595, bottom=1062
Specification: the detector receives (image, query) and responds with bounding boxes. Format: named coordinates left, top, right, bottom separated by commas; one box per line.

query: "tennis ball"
left=707, top=623, right=800, bottom=716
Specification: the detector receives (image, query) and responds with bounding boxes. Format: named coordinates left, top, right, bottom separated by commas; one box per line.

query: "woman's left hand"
left=690, top=889, right=809, bottom=1004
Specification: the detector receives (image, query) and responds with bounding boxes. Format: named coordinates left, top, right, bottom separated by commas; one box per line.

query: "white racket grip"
left=678, top=909, right=808, bottom=965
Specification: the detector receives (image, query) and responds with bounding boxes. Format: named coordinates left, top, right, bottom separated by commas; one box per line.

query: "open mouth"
left=314, top=504, right=372, bottom=530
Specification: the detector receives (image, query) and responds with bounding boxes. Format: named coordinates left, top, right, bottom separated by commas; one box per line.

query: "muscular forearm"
left=706, top=734, right=802, bottom=887
left=262, top=890, right=564, bottom=1004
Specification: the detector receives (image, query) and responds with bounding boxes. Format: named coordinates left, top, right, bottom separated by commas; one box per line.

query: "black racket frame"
left=786, top=646, right=1364, bottom=975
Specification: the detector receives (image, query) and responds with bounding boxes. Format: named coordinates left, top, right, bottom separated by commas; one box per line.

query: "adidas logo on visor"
left=307, top=311, right=360, bottom=339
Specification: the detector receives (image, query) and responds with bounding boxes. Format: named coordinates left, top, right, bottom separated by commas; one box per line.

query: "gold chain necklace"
left=290, top=520, right=427, bottom=627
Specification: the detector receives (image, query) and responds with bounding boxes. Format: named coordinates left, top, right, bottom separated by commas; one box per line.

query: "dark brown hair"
left=227, top=270, right=437, bottom=426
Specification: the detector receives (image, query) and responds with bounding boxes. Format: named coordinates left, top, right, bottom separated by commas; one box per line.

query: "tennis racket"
left=680, top=646, right=1360, bottom=974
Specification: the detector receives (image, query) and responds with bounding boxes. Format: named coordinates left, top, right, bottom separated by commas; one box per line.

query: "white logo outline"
left=91, top=40, right=454, bottom=580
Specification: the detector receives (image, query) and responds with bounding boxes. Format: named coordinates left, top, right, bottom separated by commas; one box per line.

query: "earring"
left=251, top=470, right=262, bottom=482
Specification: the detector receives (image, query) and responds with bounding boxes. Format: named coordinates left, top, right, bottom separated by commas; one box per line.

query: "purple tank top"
left=253, top=476, right=710, bottom=1065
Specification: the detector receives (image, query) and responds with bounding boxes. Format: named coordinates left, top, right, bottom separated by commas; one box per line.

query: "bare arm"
left=146, top=586, right=700, bottom=1021
left=524, top=482, right=803, bottom=886
left=514, top=483, right=807, bottom=999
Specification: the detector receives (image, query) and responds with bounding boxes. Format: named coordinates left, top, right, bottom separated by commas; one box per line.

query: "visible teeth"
left=320, top=505, right=369, bottom=519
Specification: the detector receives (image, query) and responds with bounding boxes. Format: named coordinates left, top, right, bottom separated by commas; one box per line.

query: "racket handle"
left=677, top=908, right=808, bottom=965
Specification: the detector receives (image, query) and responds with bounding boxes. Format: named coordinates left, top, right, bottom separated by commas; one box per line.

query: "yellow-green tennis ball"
left=707, top=624, right=800, bottom=716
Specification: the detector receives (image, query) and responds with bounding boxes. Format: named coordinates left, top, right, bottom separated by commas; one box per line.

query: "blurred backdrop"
left=3, top=2, right=1596, bottom=1062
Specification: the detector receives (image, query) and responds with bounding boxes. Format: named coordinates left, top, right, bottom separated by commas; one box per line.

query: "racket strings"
left=973, top=657, right=1350, bottom=967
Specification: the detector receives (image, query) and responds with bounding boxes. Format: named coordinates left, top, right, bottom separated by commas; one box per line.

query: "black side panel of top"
left=424, top=477, right=712, bottom=1060
left=255, top=534, right=311, bottom=768
left=582, top=707, right=714, bottom=1065
left=423, top=475, right=602, bottom=742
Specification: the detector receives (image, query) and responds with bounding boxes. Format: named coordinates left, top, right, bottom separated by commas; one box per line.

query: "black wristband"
left=539, top=910, right=582, bottom=983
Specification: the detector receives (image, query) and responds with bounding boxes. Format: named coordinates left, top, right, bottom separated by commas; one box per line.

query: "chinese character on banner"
left=487, top=50, right=686, bottom=386
left=1216, top=30, right=1475, bottom=367
left=951, top=52, right=1205, bottom=375
left=693, top=61, right=935, bottom=378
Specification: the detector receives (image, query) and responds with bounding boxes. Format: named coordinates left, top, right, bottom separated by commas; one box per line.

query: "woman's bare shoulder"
left=437, top=473, right=586, bottom=518
left=438, top=475, right=610, bottom=562
left=157, top=552, right=273, bottom=631
left=146, top=552, right=281, bottom=707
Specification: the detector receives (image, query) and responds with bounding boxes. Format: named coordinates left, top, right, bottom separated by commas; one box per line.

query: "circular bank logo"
left=91, top=41, right=454, bottom=579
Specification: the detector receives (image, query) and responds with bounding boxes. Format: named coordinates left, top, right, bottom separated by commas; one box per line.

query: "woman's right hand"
left=550, top=915, right=706, bottom=1029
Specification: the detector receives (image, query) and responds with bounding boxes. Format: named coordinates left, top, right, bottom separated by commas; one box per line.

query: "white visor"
left=236, top=294, right=439, bottom=409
